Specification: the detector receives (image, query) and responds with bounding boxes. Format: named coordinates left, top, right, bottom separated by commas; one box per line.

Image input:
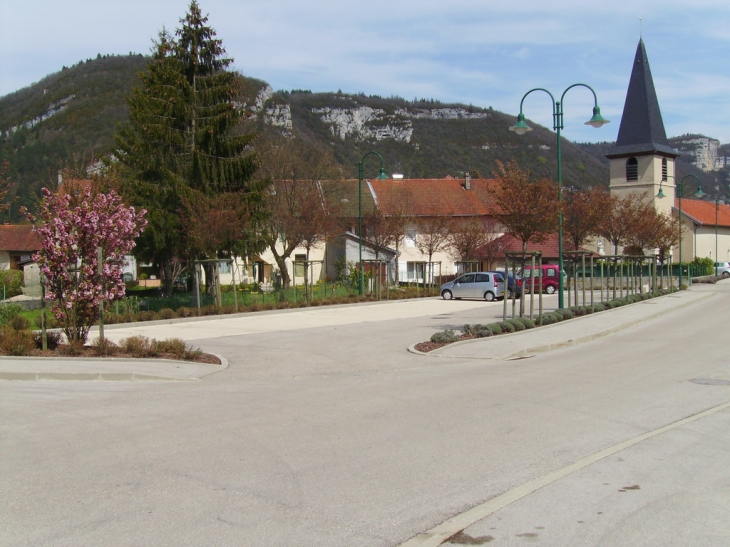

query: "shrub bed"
left=418, top=289, right=674, bottom=352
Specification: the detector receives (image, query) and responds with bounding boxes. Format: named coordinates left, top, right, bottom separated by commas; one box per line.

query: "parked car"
left=715, top=262, right=730, bottom=277
left=506, top=273, right=523, bottom=299
left=520, top=264, right=568, bottom=294
left=440, top=272, right=504, bottom=301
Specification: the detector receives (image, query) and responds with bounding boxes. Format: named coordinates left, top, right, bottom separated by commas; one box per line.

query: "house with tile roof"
left=674, top=198, right=730, bottom=263
left=0, top=224, right=42, bottom=296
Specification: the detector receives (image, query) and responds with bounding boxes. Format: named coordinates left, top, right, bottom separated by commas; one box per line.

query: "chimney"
left=464, top=171, right=471, bottom=190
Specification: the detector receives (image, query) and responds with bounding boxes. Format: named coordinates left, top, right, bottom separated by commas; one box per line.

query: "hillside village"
left=0, top=14, right=729, bottom=305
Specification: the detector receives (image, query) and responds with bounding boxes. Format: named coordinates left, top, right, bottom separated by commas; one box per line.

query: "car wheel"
left=484, top=291, right=495, bottom=302
left=723, top=271, right=730, bottom=278
left=442, top=290, right=453, bottom=300
left=545, top=285, right=556, bottom=295
left=506, top=289, right=513, bottom=299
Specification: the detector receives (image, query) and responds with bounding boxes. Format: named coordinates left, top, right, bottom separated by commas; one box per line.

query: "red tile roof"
left=476, top=233, right=595, bottom=260
left=368, top=178, right=498, bottom=217
left=0, top=225, right=41, bottom=252
left=675, top=198, right=730, bottom=228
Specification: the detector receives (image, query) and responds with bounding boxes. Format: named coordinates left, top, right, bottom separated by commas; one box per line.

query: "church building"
left=607, top=39, right=730, bottom=264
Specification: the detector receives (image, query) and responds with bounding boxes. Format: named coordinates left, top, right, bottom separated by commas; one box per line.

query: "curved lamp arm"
left=358, top=151, right=388, bottom=180
left=560, top=83, right=610, bottom=129
left=658, top=174, right=704, bottom=199
left=509, top=88, right=556, bottom=135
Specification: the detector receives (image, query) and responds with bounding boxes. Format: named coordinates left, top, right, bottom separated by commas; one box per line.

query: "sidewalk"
left=416, top=288, right=713, bottom=361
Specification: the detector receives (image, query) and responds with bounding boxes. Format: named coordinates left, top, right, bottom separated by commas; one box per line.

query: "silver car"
left=715, top=262, right=730, bottom=277
left=440, top=272, right=505, bottom=301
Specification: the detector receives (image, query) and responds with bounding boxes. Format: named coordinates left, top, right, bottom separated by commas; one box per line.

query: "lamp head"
left=656, top=186, right=666, bottom=199
left=585, top=106, right=610, bottom=128
left=509, top=113, right=532, bottom=135
left=694, top=185, right=705, bottom=198
left=377, top=166, right=388, bottom=179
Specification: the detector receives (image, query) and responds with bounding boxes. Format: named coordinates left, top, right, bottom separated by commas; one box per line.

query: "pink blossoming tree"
left=23, top=187, right=147, bottom=344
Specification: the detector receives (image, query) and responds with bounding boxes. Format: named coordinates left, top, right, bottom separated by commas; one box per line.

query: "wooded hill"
left=0, top=54, right=633, bottom=220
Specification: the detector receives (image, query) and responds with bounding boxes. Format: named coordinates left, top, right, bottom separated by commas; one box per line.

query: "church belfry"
left=607, top=39, right=678, bottom=217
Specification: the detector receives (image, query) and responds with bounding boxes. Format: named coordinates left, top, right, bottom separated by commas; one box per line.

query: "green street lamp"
left=358, top=152, right=388, bottom=295
left=714, top=194, right=728, bottom=272
left=657, top=174, right=704, bottom=288
left=509, top=84, right=609, bottom=308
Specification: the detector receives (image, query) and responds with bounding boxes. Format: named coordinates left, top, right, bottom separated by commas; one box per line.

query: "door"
left=452, top=273, right=475, bottom=298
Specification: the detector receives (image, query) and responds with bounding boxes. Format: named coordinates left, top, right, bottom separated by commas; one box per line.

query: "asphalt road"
left=2, top=286, right=729, bottom=546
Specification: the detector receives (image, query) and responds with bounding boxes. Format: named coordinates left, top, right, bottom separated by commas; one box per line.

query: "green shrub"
left=462, top=324, right=477, bottom=336
left=569, top=306, right=586, bottom=317
left=0, top=270, right=24, bottom=298
left=59, top=340, right=84, bottom=356
left=584, top=306, right=594, bottom=314
left=487, top=323, right=502, bottom=335
left=158, top=308, right=177, bottom=320
left=593, top=303, right=605, bottom=312
left=91, top=337, right=119, bottom=356
left=150, top=338, right=187, bottom=357
left=32, top=330, right=62, bottom=350
left=0, top=303, right=22, bottom=325
left=0, top=328, right=35, bottom=356
left=475, top=327, right=493, bottom=338
left=177, top=306, right=195, bottom=318
left=137, top=311, right=160, bottom=322
left=9, top=315, right=30, bottom=330
left=557, top=309, right=573, bottom=320
left=521, top=318, right=536, bottom=329
left=498, top=321, right=515, bottom=333
left=430, top=330, right=459, bottom=344
left=505, top=319, right=525, bottom=331
left=539, top=313, right=558, bottom=325
left=120, top=336, right=154, bottom=357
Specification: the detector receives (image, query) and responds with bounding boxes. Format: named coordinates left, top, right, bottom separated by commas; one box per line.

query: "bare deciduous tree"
left=491, top=160, right=560, bottom=315
left=563, top=186, right=607, bottom=250
left=257, top=134, right=343, bottom=289
left=447, top=217, right=503, bottom=271
left=415, top=215, right=452, bottom=284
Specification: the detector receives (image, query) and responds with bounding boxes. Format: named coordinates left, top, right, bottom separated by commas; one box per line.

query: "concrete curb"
left=408, top=291, right=713, bottom=361
left=0, top=353, right=229, bottom=382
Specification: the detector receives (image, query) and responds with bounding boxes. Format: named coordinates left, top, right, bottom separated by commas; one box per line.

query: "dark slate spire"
left=607, top=39, right=678, bottom=158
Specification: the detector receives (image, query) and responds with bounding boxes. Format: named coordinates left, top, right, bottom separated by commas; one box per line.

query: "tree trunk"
left=271, top=250, right=291, bottom=290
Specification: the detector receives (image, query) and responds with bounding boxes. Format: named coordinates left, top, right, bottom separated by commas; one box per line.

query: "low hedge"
left=437, top=289, right=673, bottom=349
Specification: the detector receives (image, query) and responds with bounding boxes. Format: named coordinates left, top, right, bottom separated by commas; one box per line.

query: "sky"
left=2, top=0, right=730, bottom=144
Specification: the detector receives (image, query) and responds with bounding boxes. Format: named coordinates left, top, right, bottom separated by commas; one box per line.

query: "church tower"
left=606, top=39, right=678, bottom=217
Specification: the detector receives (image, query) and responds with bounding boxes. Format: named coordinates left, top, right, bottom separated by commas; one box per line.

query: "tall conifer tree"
left=116, top=1, right=267, bottom=292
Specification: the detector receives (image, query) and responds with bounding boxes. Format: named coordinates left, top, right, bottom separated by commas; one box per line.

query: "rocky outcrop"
left=395, top=107, right=490, bottom=120
left=312, top=106, right=413, bottom=143
left=2, top=95, right=75, bottom=139
left=674, top=136, right=720, bottom=172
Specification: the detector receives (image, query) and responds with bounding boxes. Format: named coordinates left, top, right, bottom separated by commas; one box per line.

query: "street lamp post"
left=713, top=194, right=729, bottom=272
left=358, top=152, right=388, bottom=296
left=509, top=84, right=609, bottom=308
left=657, top=174, right=704, bottom=288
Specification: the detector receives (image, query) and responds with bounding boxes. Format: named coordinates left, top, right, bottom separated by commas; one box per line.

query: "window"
left=219, top=261, right=231, bottom=274
left=626, top=157, right=638, bottom=181
left=459, top=274, right=475, bottom=283
left=474, top=273, right=488, bottom=283
left=294, top=254, right=306, bottom=277
left=662, top=158, right=668, bottom=181
left=407, top=262, right=424, bottom=280
left=546, top=268, right=557, bottom=277
left=405, top=229, right=417, bottom=248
